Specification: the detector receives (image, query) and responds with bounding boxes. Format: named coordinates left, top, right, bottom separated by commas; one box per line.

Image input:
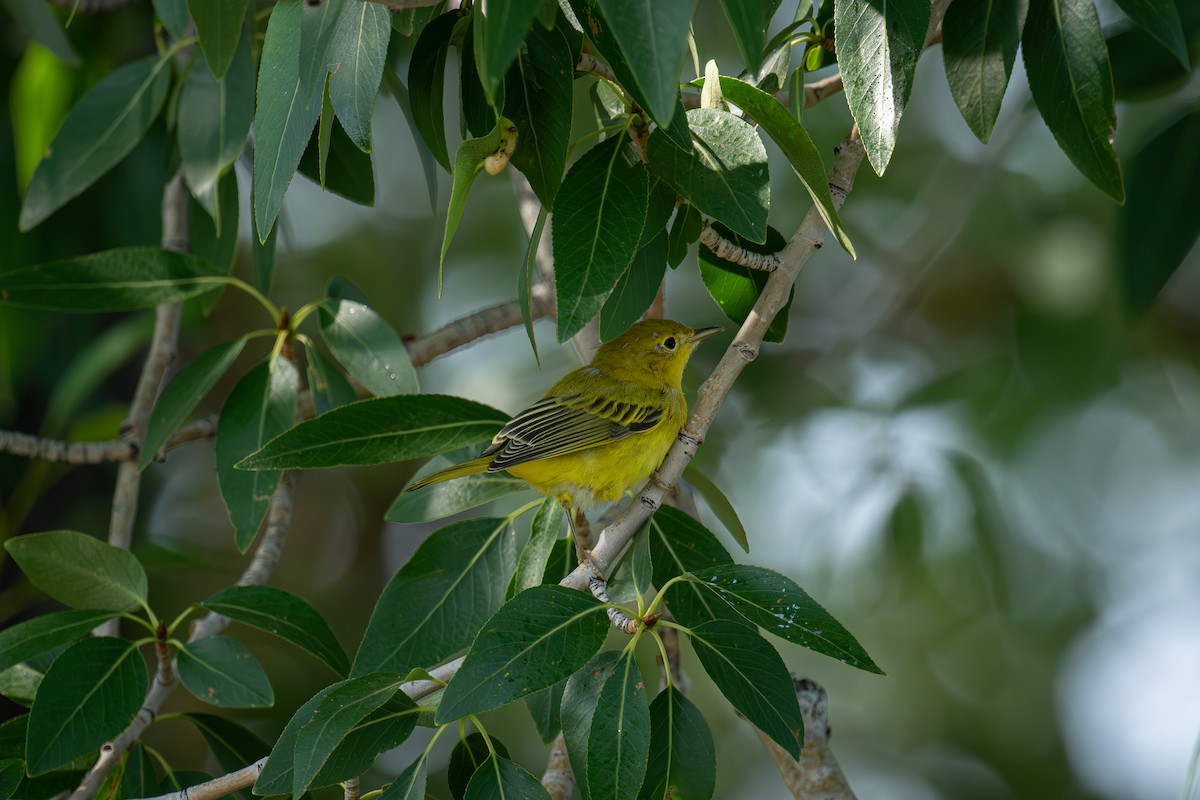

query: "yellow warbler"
left=405, top=319, right=720, bottom=535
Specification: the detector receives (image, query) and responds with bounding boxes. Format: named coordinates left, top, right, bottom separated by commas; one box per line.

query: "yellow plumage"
left=405, top=319, right=719, bottom=527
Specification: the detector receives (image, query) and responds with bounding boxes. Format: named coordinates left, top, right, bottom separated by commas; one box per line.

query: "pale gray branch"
left=0, top=431, right=135, bottom=464
left=137, top=758, right=267, bottom=800
left=698, top=219, right=781, bottom=272
left=754, top=678, right=857, bottom=800
left=541, top=732, right=575, bottom=800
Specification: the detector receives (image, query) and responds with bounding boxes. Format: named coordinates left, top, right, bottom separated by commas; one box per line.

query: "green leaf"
left=256, top=678, right=415, bottom=794
left=689, top=619, right=803, bottom=758
left=683, top=463, right=749, bottom=552
left=305, top=344, right=360, bottom=415
left=553, top=136, right=650, bottom=341
left=517, top=206, right=547, bottom=364
left=647, top=506, right=733, bottom=628
left=1119, top=110, right=1200, bottom=315
left=1, top=0, right=79, bottom=66
left=118, top=742, right=159, bottom=800
left=25, top=637, right=147, bottom=775
left=177, top=635, right=274, bottom=708
left=292, top=674, right=410, bottom=797
left=666, top=203, right=701, bottom=268
left=561, top=650, right=619, bottom=799
left=179, top=27, right=254, bottom=202
left=0, top=758, right=23, bottom=800
left=239, top=394, right=508, bottom=470
left=512, top=499, right=564, bottom=596
left=387, top=463, right=528, bottom=523
left=442, top=121, right=507, bottom=282
left=473, top=0, right=543, bottom=102
left=153, top=0, right=189, bottom=39
left=1108, top=24, right=1192, bottom=101
left=640, top=177, right=678, bottom=249
left=0, top=610, right=119, bottom=674
left=465, top=755, right=551, bottom=800
left=20, top=55, right=171, bottom=231
left=190, top=168, right=240, bottom=281
left=141, top=338, right=247, bottom=470
left=436, top=585, right=610, bottom=722
left=253, top=0, right=321, bottom=242
left=0, top=248, right=226, bottom=312
left=319, top=278, right=418, bottom=396
left=503, top=23, right=574, bottom=209
left=1113, top=0, right=1189, bottom=68
left=942, top=0, right=1028, bottom=143
left=0, top=665, right=42, bottom=707
left=835, top=0, right=929, bottom=174
left=600, top=232, right=668, bottom=342
left=215, top=356, right=300, bottom=551
left=646, top=108, right=770, bottom=244
left=591, top=0, right=691, bottom=128
left=1022, top=0, right=1124, bottom=202
left=586, top=648, right=650, bottom=800
left=689, top=564, right=882, bottom=673
left=698, top=224, right=793, bottom=343
left=639, top=687, right=715, bottom=800
left=184, top=713, right=271, bottom=778
left=199, top=585, right=350, bottom=675
left=297, top=117, right=376, bottom=205
left=353, top=517, right=518, bottom=676
left=721, top=0, right=769, bottom=72
left=450, top=732, right=509, bottom=800
left=700, top=76, right=853, bottom=256
left=409, top=10, right=460, bottom=172
left=378, top=754, right=428, bottom=800
left=524, top=680, right=564, bottom=744
left=190, top=0, right=248, bottom=80
left=327, top=0, right=391, bottom=151
left=5, top=531, right=148, bottom=613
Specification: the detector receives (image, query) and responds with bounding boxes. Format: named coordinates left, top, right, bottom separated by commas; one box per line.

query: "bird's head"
left=591, top=319, right=721, bottom=386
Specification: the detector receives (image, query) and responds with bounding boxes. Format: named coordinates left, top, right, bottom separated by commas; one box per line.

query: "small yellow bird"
left=405, top=319, right=720, bottom=539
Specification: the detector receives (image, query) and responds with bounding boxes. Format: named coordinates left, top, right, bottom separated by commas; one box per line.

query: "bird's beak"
left=686, top=326, right=722, bottom=344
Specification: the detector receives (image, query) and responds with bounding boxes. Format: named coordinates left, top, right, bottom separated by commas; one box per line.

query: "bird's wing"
left=484, top=393, right=665, bottom=471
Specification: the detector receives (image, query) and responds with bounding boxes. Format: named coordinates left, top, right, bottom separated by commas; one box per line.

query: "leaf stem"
left=222, top=277, right=281, bottom=324
left=648, top=629, right=674, bottom=691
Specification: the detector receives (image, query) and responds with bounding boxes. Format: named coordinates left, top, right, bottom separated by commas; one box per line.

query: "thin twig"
left=541, top=732, right=574, bottom=800
left=162, top=415, right=218, bottom=454
left=0, top=431, right=136, bottom=464
left=576, top=52, right=618, bottom=87
left=342, top=777, right=361, bottom=800
left=753, top=678, right=856, bottom=800
left=406, top=296, right=551, bottom=367
left=805, top=74, right=845, bottom=108
left=137, top=758, right=268, bottom=800
left=698, top=219, right=781, bottom=272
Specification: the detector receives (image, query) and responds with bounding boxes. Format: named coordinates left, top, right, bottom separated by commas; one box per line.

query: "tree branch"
left=137, top=758, right=267, bottom=800
left=406, top=296, right=551, bottom=368
left=541, top=732, right=574, bottom=800
left=698, top=219, right=781, bottom=272
left=753, top=678, right=856, bottom=800
left=0, top=431, right=136, bottom=463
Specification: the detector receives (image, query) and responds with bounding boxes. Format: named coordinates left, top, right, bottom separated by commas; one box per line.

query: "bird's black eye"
left=662, top=336, right=677, bottom=350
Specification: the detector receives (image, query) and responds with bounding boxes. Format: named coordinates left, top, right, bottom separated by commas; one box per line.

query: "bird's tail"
left=404, top=455, right=493, bottom=492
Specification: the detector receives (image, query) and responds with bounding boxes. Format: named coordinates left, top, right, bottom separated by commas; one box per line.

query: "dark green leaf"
left=200, top=585, right=350, bottom=675
left=117, top=743, right=158, bottom=800
left=683, top=463, right=749, bottom=552
left=436, top=585, right=609, bottom=722
left=384, top=70, right=439, bottom=212
left=1119, top=110, right=1200, bottom=315
left=553, top=136, right=649, bottom=341
left=25, top=638, right=147, bottom=775
left=561, top=650, right=619, bottom=799
left=153, top=0, right=189, bottom=39
left=666, top=203, right=701, bottom=268
left=835, top=0, right=929, bottom=174
left=0, top=610, right=119, bottom=674
left=689, top=619, right=803, bottom=758
left=20, top=55, right=171, bottom=230
left=461, top=18, right=504, bottom=137
left=609, top=524, right=652, bottom=604
left=586, top=648, right=650, bottom=800
left=943, top=0, right=1028, bottom=143
left=512, top=499, right=564, bottom=595
left=5, top=531, right=148, bottom=613
left=408, top=10, right=459, bottom=172
left=306, top=343, right=361, bottom=415
left=190, top=0, right=248, bottom=79
left=1022, top=0, right=1123, bottom=202
left=524, top=680, right=564, bottom=744
left=450, top=733, right=509, bottom=800
left=0, top=665, right=41, bottom=707
left=184, top=713, right=271, bottom=778
left=517, top=206, right=547, bottom=364
left=0, top=248, right=225, bottom=312
left=298, top=117, right=376, bottom=205
left=190, top=168, right=240, bottom=282
left=591, top=0, right=691, bottom=128
left=464, top=755, right=551, bottom=800
left=647, top=506, right=733, bottom=628
left=473, top=0, right=542, bottom=102
left=1, top=0, right=79, bottom=65
left=702, top=75, right=853, bottom=256
left=503, top=23, right=574, bottom=209
left=689, top=564, right=882, bottom=673
left=319, top=278, right=418, bottom=396
left=699, top=224, right=793, bottom=343
left=1113, top=0, right=1189, bottom=67
left=378, top=753, right=428, bottom=800
left=599, top=232, right=668, bottom=342
left=353, top=517, right=518, bottom=676
left=238, top=394, right=508, bottom=470
left=721, top=0, right=769, bottom=72
left=646, top=109, right=769, bottom=243
left=177, top=635, right=274, bottom=708
left=387, top=463, right=528, bottom=523
left=141, top=338, right=247, bottom=470
left=253, top=0, right=321, bottom=242
left=639, top=178, right=678, bottom=249
left=319, top=73, right=336, bottom=188
left=215, top=356, right=300, bottom=551
left=442, top=121, right=507, bottom=280
left=328, top=0, right=391, bottom=151
left=179, top=28, right=254, bottom=203
left=1108, top=24, right=1192, bottom=101
left=0, top=758, right=22, bottom=800
left=639, top=688, right=714, bottom=800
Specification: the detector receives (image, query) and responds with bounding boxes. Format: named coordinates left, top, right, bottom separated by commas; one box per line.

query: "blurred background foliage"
left=1, top=1, right=1199, bottom=799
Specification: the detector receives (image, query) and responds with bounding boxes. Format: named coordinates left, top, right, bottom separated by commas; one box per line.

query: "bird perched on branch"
left=405, top=319, right=720, bottom=550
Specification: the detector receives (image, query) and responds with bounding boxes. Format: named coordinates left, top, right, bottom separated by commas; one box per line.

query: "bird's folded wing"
left=484, top=393, right=664, bottom=471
